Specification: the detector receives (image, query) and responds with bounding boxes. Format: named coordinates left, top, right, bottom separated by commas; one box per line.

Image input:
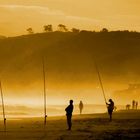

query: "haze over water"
left=0, top=104, right=128, bottom=118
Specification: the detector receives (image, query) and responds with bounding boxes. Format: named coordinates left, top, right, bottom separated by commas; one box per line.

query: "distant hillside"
left=0, top=31, right=140, bottom=89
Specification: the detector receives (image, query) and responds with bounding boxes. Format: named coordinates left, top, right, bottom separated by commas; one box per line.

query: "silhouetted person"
left=65, top=100, right=74, bottom=130
left=132, top=100, right=135, bottom=109
left=106, top=99, right=114, bottom=121
left=79, top=101, right=84, bottom=114
left=136, top=101, right=138, bottom=110
left=126, top=104, right=131, bottom=110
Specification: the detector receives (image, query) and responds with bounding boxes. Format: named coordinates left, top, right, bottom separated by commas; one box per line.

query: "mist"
left=0, top=31, right=140, bottom=106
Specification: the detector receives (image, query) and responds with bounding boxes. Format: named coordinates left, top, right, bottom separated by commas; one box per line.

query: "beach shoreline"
left=0, top=110, right=140, bottom=140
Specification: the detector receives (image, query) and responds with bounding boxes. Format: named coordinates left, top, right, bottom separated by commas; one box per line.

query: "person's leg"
left=110, top=114, right=112, bottom=121
left=66, top=115, right=69, bottom=129
left=68, top=115, right=72, bottom=130
left=81, top=108, right=83, bottom=114
left=109, top=110, right=112, bottom=121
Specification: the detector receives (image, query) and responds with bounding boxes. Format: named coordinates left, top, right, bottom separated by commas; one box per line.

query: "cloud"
left=0, top=4, right=95, bottom=20
left=0, top=4, right=101, bottom=36
left=0, top=4, right=64, bottom=15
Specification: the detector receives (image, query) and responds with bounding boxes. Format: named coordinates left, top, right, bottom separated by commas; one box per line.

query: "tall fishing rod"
left=94, top=61, right=107, bottom=105
left=42, top=57, right=47, bottom=125
left=0, top=81, right=6, bottom=131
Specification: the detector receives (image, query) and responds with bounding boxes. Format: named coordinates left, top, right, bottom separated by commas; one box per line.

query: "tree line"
left=26, top=24, right=110, bottom=34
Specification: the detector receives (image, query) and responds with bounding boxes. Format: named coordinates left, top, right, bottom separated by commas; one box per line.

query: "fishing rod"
left=0, top=81, right=6, bottom=131
left=42, top=57, right=47, bottom=125
left=94, top=61, right=107, bottom=105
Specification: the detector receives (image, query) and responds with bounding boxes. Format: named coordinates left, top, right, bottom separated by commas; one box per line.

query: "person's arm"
left=65, top=105, right=69, bottom=111
left=106, top=102, right=109, bottom=105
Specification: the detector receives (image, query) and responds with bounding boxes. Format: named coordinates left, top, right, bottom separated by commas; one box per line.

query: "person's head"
left=109, top=99, right=112, bottom=102
left=70, top=100, right=73, bottom=105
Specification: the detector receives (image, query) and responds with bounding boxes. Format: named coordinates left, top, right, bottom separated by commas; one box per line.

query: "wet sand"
left=0, top=110, right=140, bottom=140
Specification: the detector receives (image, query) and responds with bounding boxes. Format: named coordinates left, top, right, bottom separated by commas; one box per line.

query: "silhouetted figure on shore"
left=132, top=100, right=135, bottom=109
left=106, top=99, right=114, bottom=121
left=65, top=100, right=74, bottom=130
left=79, top=101, right=84, bottom=114
left=136, top=101, right=138, bottom=110
left=126, top=104, right=131, bottom=110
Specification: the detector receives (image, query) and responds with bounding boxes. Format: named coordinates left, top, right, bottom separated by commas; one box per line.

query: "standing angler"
left=79, top=100, right=84, bottom=114
left=65, top=100, right=74, bottom=130
left=106, top=99, right=114, bottom=121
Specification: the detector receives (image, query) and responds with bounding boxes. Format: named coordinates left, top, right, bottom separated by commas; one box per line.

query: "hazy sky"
left=0, top=0, right=140, bottom=108
left=0, top=0, right=140, bottom=36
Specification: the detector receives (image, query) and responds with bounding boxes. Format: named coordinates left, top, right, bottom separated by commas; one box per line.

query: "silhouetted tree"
left=71, top=28, right=80, bottom=33
left=26, top=28, right=34, bottom=34
left=101, top=28, right=108, bottom=32
left=58, top=24, right=68, bottom=32
left=44, top=24, right=53, bottom=32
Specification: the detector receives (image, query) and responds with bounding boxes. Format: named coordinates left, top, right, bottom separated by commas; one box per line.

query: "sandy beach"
left=0, top=110, right=140, bottom=140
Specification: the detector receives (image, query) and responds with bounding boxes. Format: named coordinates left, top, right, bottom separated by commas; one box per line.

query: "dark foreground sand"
left=0, top=110, right=140, bottom=140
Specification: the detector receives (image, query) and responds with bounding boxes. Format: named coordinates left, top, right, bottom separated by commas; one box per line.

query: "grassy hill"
left=0, top=31, right=140, bottom=90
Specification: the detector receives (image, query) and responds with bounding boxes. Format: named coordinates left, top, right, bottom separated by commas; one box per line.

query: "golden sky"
left=0, top=0, right=140, bottom=36
left=0, top=0, right=140, bottom=107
